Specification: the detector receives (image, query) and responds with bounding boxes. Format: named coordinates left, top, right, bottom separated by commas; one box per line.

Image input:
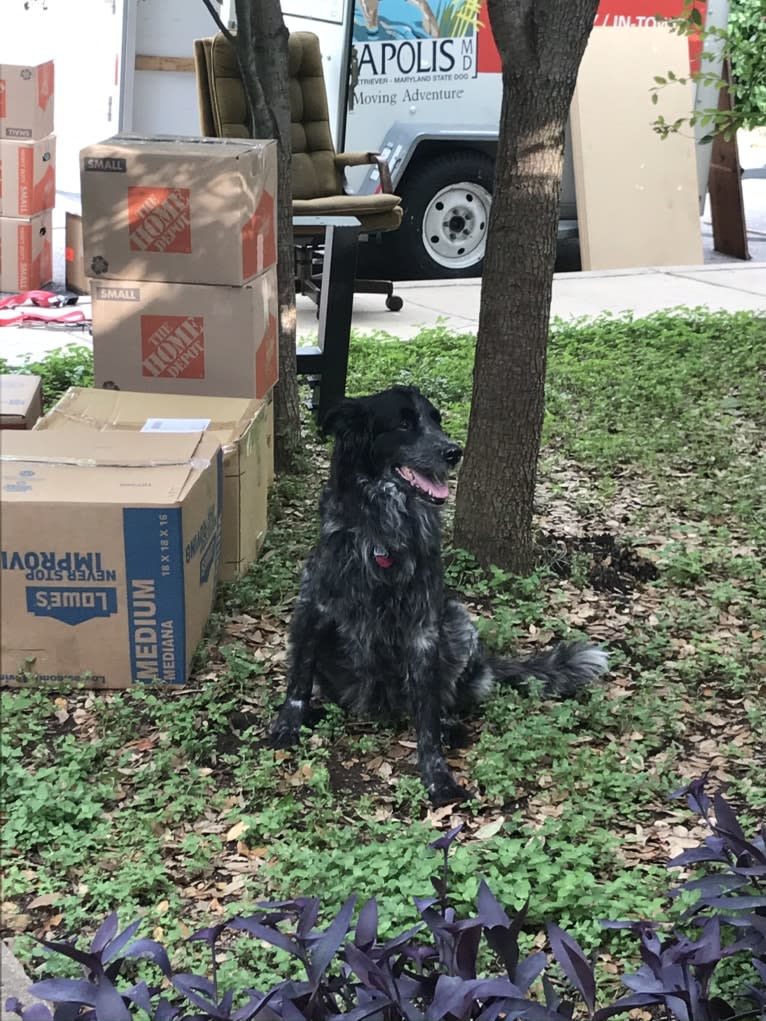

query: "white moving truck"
left=5, top=0, right=721, bottom=279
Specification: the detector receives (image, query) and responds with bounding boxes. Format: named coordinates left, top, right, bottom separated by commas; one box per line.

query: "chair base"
left=295, top=242, right=403, bottom=313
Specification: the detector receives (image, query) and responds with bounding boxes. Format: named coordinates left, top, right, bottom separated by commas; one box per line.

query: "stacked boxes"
left=0, top=61, right=55, bottom=291
left=0, top=136, right=280, bottom=689
left=80, top=135, right=279, bottom=400
left=35, top=388, right=271, bottom=581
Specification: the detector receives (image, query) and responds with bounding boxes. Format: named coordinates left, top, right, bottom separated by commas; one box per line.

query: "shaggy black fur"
left=270, top=386, right=608, bottom=805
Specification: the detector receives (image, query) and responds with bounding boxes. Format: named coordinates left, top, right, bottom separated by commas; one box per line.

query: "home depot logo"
left=242, top=190, right=276, bottom=279
left=16, top=145, right=53, bottom=215
left=128, top=186, right=192, bottom=254
left=141, top=314, right=205, bottom=379
left=255, top=313, right=278, bottom=397
left=37, top=62, right=54, bottom=112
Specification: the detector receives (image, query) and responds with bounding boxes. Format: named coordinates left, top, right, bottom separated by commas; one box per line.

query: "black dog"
left=270, top=386, right=607, bottom=805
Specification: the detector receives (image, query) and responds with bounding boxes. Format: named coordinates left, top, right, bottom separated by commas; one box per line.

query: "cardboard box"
left=91, top=267, right=278, bottom=400
left=0, top=134, right=56, bottom=216
left=0, top=374, right=42, bottom=429
left=36, top=388, right=272, bottom=579
left=0, top=61, right=54, bottom=140
left=80, top=135, right=277, bottom=286
left=65, top=211, right=88, bottom=294
left=0, top=429, right=223, bottom=688
left=263, top=393, right=274, bottom=488
left=0, top=210, right=52, bottom=291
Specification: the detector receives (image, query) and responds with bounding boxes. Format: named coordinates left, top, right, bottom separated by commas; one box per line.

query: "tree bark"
left=452, top=0, right=599, bottom=573
left=203, top=0, right=303, bottom=474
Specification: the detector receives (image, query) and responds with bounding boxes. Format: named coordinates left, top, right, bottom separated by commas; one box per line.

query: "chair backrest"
left=194, top=31, right=343, bottom=200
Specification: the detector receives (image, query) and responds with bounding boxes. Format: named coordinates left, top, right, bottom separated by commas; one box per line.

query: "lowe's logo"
left=26, top=586, right=118, bottom=625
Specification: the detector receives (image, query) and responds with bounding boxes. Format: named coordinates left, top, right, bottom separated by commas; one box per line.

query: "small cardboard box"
left=91, top=267, right=278, bottom=400
left=0, top=374, right=42, bottom=429
left=36, top=388, right=272, bottom=579
left=0, top=210, right=52, bottom=291
left=0, top=61, right=54, bottom=140
left=80, top=135, right=277, bottom=286
left=0, top=134, right=56, bottom=216
left=0, top=429, right=223, bottom=689
left=65, top=211, right=88, bottom=294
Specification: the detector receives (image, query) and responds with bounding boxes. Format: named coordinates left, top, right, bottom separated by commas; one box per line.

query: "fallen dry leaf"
left=226, top=820, right=250, bottom=843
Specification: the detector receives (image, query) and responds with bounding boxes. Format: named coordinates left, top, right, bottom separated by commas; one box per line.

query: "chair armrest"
left=335, top=151, right=394, bottom=193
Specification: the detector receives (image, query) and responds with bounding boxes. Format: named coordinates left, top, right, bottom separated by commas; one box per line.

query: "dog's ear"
left=321, top=398, right=367, bottom=439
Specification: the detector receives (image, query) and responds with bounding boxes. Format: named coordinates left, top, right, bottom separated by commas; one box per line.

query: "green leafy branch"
left=650, top=0, right=766, bottom=141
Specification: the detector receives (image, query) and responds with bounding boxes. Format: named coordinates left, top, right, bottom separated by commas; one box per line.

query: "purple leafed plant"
left=6, top=777, right=766, bottom=1021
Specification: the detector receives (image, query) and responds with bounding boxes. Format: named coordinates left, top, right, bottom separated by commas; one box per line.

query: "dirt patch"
left=543, top=531, right=659, bottom=594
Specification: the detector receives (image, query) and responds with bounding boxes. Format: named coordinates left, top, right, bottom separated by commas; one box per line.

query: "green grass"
left=1, top=308, right=764, bottom=996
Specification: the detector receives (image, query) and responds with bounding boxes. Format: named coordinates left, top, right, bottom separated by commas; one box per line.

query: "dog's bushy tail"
left=491, top=641, right=608, bottom=698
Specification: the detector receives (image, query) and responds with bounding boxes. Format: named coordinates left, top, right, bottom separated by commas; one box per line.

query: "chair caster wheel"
left=386, top=295, right=404, bottom=312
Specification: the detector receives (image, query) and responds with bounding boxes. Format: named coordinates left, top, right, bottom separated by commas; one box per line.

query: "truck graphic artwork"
left=353, top=0, right=481, bottom=41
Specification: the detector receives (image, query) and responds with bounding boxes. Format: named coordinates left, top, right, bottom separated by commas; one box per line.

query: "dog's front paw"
left=269, top=700, right=306, bottom=748
left=427, top=772, right=474, bottom=807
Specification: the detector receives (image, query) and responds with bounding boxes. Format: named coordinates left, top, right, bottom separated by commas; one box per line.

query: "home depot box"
left=0, top=209, right=52, bottom=290
left=0, top=374, right=42, bottom=429
left=0, top=61, right=54, bottom=140
left=80, top=135, right=277, bottom=286
left=36, top=388, right=271, bottom=579
left=65, top=211, right=88, bottom=294
left=0, top=429, right=223, bottom=689
left=0, top=135, right=56, bottom=216
left=91, top=267, right=278, bottom=400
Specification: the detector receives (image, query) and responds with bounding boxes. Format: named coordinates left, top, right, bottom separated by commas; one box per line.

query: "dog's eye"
left=398, top=410, right=416, bottom=431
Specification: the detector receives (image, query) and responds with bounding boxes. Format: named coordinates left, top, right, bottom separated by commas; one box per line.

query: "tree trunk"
left=232, top=0, right=303, bottom=474
left=452, top=0, right=599, bottom=573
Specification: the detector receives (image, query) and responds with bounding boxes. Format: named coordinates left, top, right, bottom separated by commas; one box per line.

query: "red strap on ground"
left=0, top=290, right=89, bottom=328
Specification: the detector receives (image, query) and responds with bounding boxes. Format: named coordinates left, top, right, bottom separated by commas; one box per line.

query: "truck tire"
left=396, top=151, right=494, bottom=279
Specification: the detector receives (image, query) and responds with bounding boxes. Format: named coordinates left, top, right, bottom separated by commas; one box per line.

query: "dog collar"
left=373, top=546, right=393, bottom=568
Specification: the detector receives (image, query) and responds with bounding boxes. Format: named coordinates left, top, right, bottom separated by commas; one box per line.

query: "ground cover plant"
left=1, top=308, right=764, bottom=1016
left=6, top=777, right=766, bottom=1019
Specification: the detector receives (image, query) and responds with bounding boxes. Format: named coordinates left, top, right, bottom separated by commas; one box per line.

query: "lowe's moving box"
left=0, top=430, right=223, bottom=689
left=36, top=388, right=271, bottom=580
left=90, top=268, right=278, bottom=400
left=0, top=374, right=42, bottom=429
left=0, top=135, right=56, bottom=216
left=0, top=208, right=52, bottom=291
left=0, top=61, right=54, bottom=140
left=80, top=135, right=277, bottom=286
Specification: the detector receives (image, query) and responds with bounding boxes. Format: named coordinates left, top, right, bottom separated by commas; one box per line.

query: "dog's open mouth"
left=395, top=465, right=449, bottom=504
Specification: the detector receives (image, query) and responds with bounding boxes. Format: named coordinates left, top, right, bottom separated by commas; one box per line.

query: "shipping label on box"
left=0, top=61, right=54, bottom=140
left=0, top=135, right=56, bottom=216
left=91, top=267, right=278, bottom=399
left=0, top=374, right=42, bottom=429
left=80, top=135, right=277, bottom=286
left=35, top=388, right=271, bottom=579
left=0, top=209, right=52, bottom=291
left=0, top=430, right=223, bottom=688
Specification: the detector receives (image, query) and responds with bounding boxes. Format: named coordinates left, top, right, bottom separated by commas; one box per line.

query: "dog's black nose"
left=442, top=443, right=463, bottom=467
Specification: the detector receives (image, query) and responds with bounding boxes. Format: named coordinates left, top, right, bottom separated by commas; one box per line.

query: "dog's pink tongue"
left=410, top=468, right=449, bottom=500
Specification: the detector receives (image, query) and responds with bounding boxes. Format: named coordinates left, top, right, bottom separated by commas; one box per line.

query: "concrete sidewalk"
left=334, top=262, right=766, bottom=340
left=1, top=262, right=764, bottom=366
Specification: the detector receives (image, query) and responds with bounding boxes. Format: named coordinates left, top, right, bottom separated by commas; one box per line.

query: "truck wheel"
left=397, top=151, right=494, bottom=279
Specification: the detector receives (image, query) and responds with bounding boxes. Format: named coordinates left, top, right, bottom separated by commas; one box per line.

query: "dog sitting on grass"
left=270, top=386, right=607, bottom=805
